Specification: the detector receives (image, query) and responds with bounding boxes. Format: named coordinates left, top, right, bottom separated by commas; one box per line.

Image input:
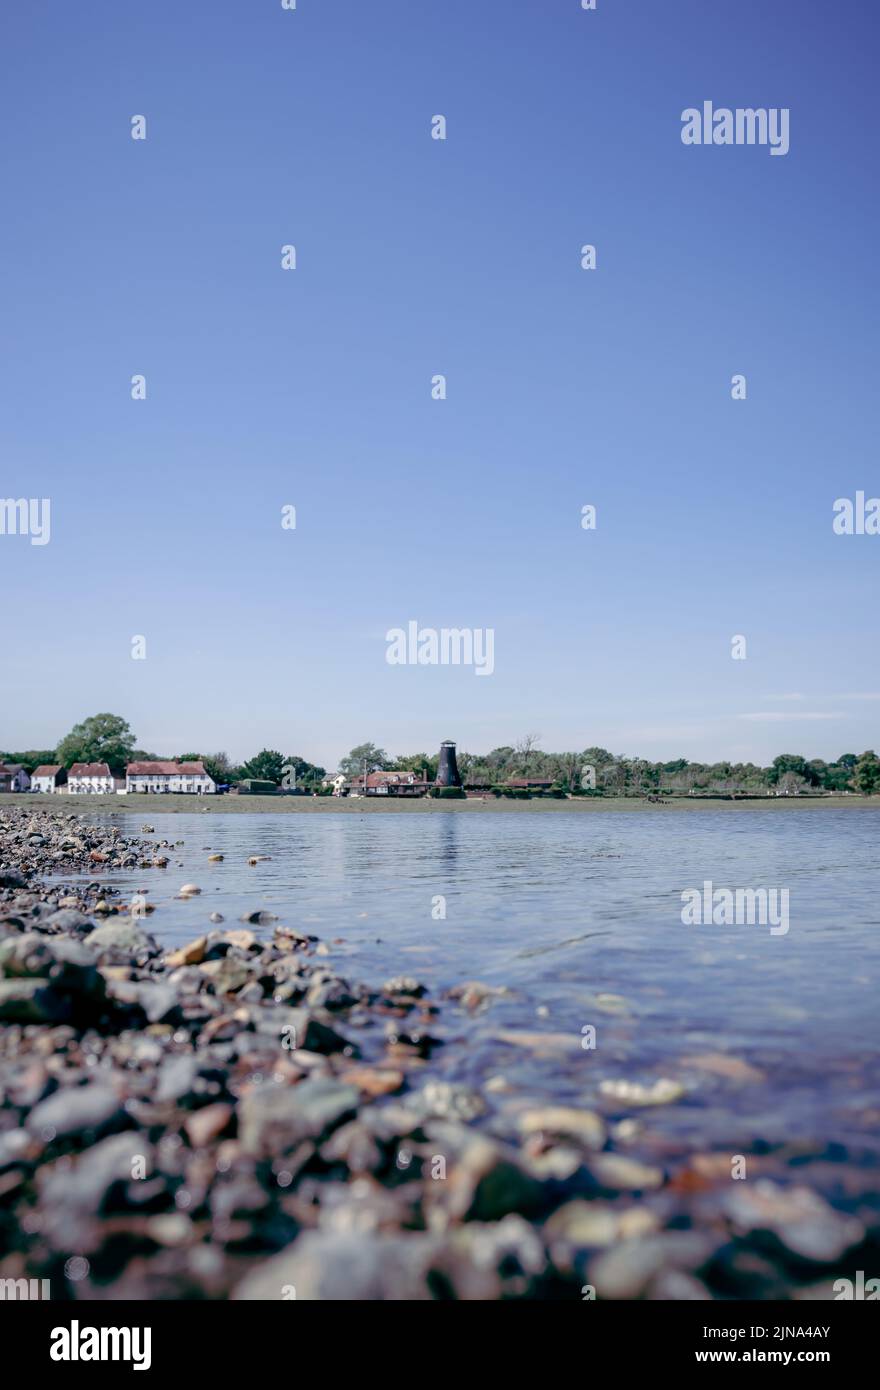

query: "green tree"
left=56, top=713, right=137, bottom=777
left=768, top=754, right=807, bottom=786
left=207, top=753, right=243, bottom=784
left=582, top=746, right=616, bottom=766
left=853, top=750, right=880, bottom=795
left=283, top=755, right=326, bottom=789
left=547, top=752, right=581, bottom=791
left=241, top=749, right=285, bottom=784
left=0, top=749, right=57, bottom=774
left=478, top=747, right=515, bottom=782
left=601, top=761, right=628, bottom=794
left=512, top=734, right=542, bottom=775
left=823, top=757, right=855, bottom=792
left=339, top=743, right=389, bottom=776
left=392, top=752, right=438, bottom=780
left=662, top=758, right=689, bottom=774
left=823, top=766, right=850, bottom=792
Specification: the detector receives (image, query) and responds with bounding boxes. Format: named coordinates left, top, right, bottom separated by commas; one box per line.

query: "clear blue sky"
left=1, top=0, right=877, bottom=768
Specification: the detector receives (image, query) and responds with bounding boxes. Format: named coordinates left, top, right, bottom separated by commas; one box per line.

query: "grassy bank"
left=5, top=794, right=878, bottom=814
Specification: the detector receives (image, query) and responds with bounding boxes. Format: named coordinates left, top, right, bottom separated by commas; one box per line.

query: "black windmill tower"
left=436, top=740, right=462, bottom=789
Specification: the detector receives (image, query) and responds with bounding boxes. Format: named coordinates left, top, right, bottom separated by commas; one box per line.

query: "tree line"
left=3, top=715, right=879, bottom=795
left=330, top=739, right=880, bottom=796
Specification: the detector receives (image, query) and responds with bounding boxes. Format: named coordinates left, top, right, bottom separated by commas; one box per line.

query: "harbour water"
left=57, top=806, right=880, bottom=1160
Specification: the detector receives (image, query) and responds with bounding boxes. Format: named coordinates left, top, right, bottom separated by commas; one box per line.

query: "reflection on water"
left=61, top=807, right=880, bottom=1157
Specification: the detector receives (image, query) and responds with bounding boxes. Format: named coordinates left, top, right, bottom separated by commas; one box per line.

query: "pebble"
left=233, top=1230, right=440, bottom=1301
left=599, top=1077, right=685, bottom=1108
left=589, top=1232, right=716, bottom=1300
left=238, top=1078, right=359, bottom=1157
left=342, top=1066, right=405, bottom=1098
left=26, top=1084, right=126, bottom=1143
left=164, top=936, right=208, bottom=968
left=448, top=980, right=509, bottom=1011
left=586, top=1152, right=665, bottom=1193
left=85, top=920, right=153, bottom=954
left=723, top=1180, right=864, bottom=1264
left=184, top=1103, right=233, bottom=1148
left=518, top=1105, right=606, bottom=1151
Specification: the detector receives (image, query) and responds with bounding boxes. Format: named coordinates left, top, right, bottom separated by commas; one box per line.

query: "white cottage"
left=31, top=764, right=68, bottom=794
left=67, top=762, right=114, bottom=795
left=126, top=761, right=216, bottom=794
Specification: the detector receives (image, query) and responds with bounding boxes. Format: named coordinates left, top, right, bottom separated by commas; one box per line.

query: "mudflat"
left=7, top=794, right=877, bottom=815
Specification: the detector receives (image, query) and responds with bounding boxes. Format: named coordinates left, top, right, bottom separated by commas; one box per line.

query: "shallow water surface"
left=62, top=807, right=880, bottom=1158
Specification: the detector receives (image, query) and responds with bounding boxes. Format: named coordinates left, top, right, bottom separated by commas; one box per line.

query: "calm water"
left=61, top=808, right=880, bottom=1160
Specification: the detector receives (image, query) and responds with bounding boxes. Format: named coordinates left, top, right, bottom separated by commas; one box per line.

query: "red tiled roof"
left=32, top=765, right=62, bottom=777
left=68, top=763, right=112, bottom=777
left=367, top=771, right=426, bottom=785
left=346, top=771, right=430, bottom=789
left=127, top=761, right=210, bottom=776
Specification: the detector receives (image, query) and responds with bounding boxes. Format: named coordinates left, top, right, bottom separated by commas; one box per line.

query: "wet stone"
left=518, top=1105, right=606, bottom=1152
left=585, top=1153, right=665, bottom=1194
left=722, top=1180, right=864, bottom=1265
left=26, top=1083, right=128, bottom=1144
left=238, top=1078, right=360, bottom=1157
left=0, top=979, right=64, bottom=1024
left=85, top=921, right=155, bottom=956
left=407, top=1080, right=487, bottom=1124
left=423, top=1124, right=548, bottom=1224
left=232, top=1230, right=440, bottom=1301
left=589, top=1231, right=717, bottom=1301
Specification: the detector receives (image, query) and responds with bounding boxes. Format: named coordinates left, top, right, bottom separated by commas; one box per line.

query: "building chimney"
left=436, top=740, right=461, bottom=788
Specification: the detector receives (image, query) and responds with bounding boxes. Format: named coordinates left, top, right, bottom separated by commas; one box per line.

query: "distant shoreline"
left=6, top=793, right=878, bottom=814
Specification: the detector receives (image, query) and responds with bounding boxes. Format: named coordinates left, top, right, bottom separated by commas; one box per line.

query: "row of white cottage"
left=29, top=761, right=217, bottom=795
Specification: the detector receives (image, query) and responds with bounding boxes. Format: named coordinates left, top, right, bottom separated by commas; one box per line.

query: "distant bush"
left=433, top=786, right=466, bottom=799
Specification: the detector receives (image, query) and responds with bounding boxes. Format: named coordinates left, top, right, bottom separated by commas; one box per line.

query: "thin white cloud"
left=738, top=712, right=843, bottom=723
left=764, top=692, right=879, bottom=703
